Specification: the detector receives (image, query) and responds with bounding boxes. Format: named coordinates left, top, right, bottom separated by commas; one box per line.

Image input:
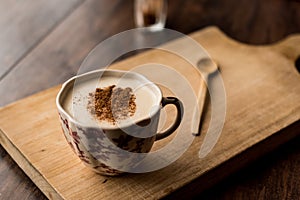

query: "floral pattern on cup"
left=58, top=110, right=161, bottom=175
left=59, top=112, right=123, bottom=175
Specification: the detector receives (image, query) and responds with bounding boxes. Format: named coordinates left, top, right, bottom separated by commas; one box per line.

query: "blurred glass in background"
left=134, top=0, right=168, bottom=32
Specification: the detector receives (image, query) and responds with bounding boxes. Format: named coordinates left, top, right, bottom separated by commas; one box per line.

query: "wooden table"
left=0, top=0, right=299, bottom=199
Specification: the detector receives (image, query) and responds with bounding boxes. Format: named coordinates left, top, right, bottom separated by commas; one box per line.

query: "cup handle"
left=155, top=97, right=184, bottom=141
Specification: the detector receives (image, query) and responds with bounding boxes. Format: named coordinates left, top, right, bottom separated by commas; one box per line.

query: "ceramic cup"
left=56, top=69, right=183, bottom=176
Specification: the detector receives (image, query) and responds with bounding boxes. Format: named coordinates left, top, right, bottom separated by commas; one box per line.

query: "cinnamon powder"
left=87, top=85, right=136, bottom=124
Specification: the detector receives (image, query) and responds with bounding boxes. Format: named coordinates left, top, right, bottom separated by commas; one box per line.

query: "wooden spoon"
left=192, top=58, right=219, bottom=136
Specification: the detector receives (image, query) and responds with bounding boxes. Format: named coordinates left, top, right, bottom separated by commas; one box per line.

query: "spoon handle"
left=191, top=77, right=207, bottom=135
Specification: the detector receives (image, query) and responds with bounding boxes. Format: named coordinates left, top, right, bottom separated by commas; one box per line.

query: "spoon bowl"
left=197, top=58, right=219, bottom=78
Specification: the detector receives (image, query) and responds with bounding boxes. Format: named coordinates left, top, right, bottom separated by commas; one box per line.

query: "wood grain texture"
left=196, top=135, right=300, bottom=200
left=0, top=148, right=46, bottom=199
left=0, top=0, right=83, bottom=79
left=1, top=0, right=300, bottom=107
left=167, top=0, right=300, bottom=44
left=0, top=27, right=299, bottom=200
left=0, top=0, right=134, bottom=107
left=0, top=0, right=300, bottom=199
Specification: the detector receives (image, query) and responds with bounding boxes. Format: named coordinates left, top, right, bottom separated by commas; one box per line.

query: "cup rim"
left=56, top=69, right=162, bottom=130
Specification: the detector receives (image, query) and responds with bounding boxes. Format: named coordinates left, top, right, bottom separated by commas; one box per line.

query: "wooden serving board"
left=0, top=27, right=300, bottom=200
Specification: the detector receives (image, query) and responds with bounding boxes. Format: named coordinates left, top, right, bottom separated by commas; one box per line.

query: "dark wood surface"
left=0, top=0, right=299, bottom=199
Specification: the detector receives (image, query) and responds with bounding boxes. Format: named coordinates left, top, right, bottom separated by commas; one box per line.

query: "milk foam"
left=62, top=71, right=160, bottom=128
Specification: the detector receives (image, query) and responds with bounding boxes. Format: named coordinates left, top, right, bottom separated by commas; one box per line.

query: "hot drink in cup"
left=56, top=69, right=183, bottom=175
